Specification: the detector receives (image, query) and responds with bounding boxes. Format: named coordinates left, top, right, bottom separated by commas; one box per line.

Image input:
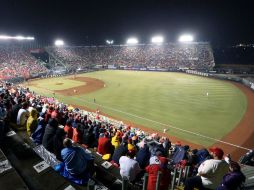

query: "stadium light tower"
left=55, top=39, right=64, bottom=46
left=106, top=40, right=114, bottom=45
left=126, top=37, right=138, bottom=45
left=178, top=34, right=194, bottom=42
left=0, top=35, right=35, bottom=40
left=151, top=36, right=164, bottom=44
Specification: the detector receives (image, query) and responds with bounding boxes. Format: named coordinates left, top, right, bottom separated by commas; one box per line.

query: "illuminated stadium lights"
left=106, top=40, right=114, bottom=45
left=151, top=36, right=164, bottom=44
left=55, top=39, right=64, bottom=46
left=0, top=35, right=34, bottom=40
left=126, top=38, right=138, bottom=45
left=179, top=34, right=194, bottom=42
left=16, top=36, right=26, bottom=40
left=26, top=36, right=35, bottom=40
left=0, top=35, right=12, bottom=40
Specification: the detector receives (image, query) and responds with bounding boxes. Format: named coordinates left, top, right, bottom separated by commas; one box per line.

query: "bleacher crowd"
left=47, top=43, right=215, bottom=71
left=0, top=80, right=249, bottom=189
left=0, top=43, right=214, bottom=81
left=0, top=46, right=48, bottom=80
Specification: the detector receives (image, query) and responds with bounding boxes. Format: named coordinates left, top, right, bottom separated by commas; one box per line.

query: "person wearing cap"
left=217, top=161, right=245, bottom=190
left=184, top=147, right=229, bottom=190
left=119, top=150, right=141, bottom=182
left=146, top=156, right=171, bottom=190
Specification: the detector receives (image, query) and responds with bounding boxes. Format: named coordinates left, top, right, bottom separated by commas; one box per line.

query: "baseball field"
left=27, top=70, right=252, bottom=154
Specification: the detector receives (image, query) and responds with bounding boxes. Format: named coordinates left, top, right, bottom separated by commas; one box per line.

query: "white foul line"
left=71, top=96, right=251, bottom=151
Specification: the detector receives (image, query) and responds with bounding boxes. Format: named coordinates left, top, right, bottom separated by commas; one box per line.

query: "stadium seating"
left=0, top=46, right=48, bottom=80
left=0, top=43, right=214, bottom=80
left=241, top=165, right=254, bottom=189
left=47, top=43, right=215, bottom=71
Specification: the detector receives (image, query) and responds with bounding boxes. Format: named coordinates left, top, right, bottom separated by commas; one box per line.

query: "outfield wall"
left=186, top=70, right=254, bottom=92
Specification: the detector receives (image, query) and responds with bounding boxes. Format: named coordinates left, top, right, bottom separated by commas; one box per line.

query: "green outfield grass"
left=28, top=70, right=247, bottom=146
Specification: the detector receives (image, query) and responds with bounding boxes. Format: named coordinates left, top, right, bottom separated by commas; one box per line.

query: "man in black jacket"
left=42, top=118, right=58, bottom=152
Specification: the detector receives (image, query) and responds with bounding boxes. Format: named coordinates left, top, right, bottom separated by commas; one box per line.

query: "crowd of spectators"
left=0, top=81, right=247, bottom=189
left=0, top=43, right=214, bottom=81
left=47, top=43, right=215, bottom=71
left=0, top=46, right=48, bottom=80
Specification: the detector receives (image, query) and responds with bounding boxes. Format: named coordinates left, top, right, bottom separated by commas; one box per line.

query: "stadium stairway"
left=1, top=129, right=90, bottom=190
left=241, top=165, right=254, bottom=189
left=0, top=148, right=29, bottom=190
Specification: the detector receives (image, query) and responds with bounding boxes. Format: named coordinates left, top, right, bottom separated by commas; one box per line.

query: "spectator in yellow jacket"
left=26, top=109, right=38, bottom=136
left=111, top=131, right=121, bottom=149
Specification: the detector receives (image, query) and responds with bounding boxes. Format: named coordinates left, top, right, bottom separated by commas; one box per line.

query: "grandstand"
left=0, top=42, right=254, bottom=190
left=46, top=42, right=214, bottom=72
left=0, top=42, right=214, bottom=81
left=0, top=45, right=48, bottom=80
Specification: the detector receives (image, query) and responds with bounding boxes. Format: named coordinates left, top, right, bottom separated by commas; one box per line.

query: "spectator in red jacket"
left=51, top=107, right=61, bottom=121
left=146, top=156, right=171, bottom=190
left=97, top=132, right=112, bottom=155
left=72, top=123, right=83, bottom=144
left=64, top=119, right=73, bottom=139
left=45, top=106, right=54, bottom=123
left=158, top=156, right=171, bottom=189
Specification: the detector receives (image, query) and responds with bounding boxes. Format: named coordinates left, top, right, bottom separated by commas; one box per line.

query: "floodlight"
left=151, top=36, right=164, bottom=43
left=26, top=37, right=35, bottom=40
left=16, top=36, right=25, bottom=40
left=179, top=34, right=194, bottom=42
left=0, top=35, right=10, bottom=40
left=55, top=39, right=64, bottom=46
left=106, top=40, right=114, bottom=45
left=0, top=35, right=35, bottom=40
left=126, top=38, right=138, bottom=45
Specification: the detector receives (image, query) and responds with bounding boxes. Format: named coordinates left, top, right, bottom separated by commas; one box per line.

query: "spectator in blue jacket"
left=31, top=112, right=46, bottom=144
left=136, top=140, right=151, bottom=169
left=61, top=138, right=93, bottom=176
left=56, top=138, right=94, bottom=184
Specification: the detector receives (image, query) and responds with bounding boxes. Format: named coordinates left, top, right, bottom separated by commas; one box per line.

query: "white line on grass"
left=70, top=96, right=251, bottom=151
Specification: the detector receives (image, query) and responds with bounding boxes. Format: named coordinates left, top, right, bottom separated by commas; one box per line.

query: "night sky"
left=0, top=0, right=253, bottom=45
